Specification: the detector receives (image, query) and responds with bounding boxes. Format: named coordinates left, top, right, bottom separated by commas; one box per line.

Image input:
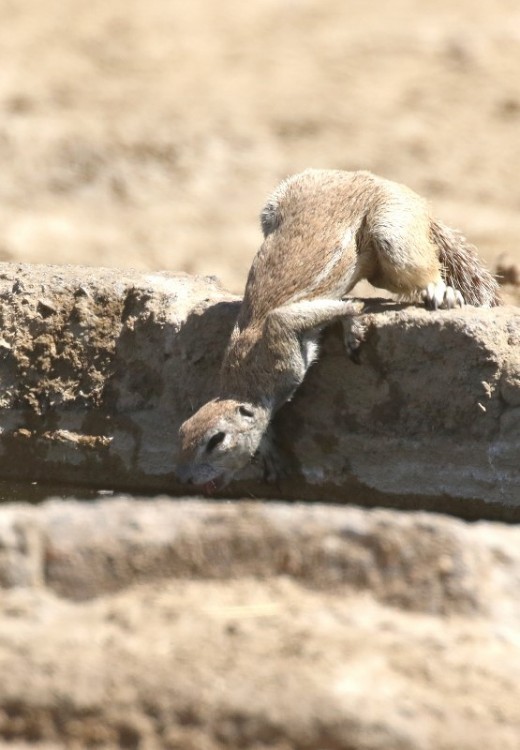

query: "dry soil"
left=0, top=0, right=519, bottom=303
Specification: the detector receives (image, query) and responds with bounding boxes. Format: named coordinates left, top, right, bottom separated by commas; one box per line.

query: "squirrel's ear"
left=238, top=404, right=255, bottom=419
left=260, top=200, right=280, bottom=237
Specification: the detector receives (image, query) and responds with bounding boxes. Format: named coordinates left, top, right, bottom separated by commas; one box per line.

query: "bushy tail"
left=430, top=220, right=500, bottom=307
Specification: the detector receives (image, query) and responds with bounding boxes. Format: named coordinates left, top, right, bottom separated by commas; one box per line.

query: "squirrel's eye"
left=206, top=431, right=226, bottom=453
left=238, top=405, right=254, bottom=418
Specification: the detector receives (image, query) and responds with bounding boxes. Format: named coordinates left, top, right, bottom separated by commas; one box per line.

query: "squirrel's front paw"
left=254, top=430, right=289, bottom=485
left=262, top=453, right=288, bottom=484
left=343, top=316, right=370, bottom=364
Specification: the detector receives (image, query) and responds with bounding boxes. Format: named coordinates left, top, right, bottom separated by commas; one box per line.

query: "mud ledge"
left=1, top=496, right=519, bottom=608
left=0, top=262, right=518, bottom=517
left=0, top=496, right=520, bottom=750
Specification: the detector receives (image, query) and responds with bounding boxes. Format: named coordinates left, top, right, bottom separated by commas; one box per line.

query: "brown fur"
left=177, top=169, right=499, bottom=486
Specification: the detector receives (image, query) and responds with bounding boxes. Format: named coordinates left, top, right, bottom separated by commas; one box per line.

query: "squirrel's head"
left=176, top=398, right=270, bottom=492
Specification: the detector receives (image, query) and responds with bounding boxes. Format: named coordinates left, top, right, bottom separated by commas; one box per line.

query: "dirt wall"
left=0, top=262, right=518, bottom=517
left=0, top=497, right=519, bottom=750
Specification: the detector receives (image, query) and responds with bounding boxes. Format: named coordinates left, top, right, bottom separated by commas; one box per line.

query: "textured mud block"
left=0, top=262, right=518, bottom=516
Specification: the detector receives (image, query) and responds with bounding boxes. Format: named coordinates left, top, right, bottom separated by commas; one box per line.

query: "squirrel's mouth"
left=202, top=474, right=227, bottom=496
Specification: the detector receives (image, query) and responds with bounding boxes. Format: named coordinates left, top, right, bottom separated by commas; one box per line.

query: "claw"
left=422, top=281, right=465, bottom=310
left=343, top=316, right=369, bottom=363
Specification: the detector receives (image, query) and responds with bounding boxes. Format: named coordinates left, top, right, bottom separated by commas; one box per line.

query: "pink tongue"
left=203, top=479, right=219, bottom=496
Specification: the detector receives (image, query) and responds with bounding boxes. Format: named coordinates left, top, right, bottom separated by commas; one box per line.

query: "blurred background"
left=0, top=0, right=519, bottom=297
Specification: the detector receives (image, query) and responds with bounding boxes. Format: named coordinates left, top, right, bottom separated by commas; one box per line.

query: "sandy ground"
left=0, top=0, right=519, bottom=303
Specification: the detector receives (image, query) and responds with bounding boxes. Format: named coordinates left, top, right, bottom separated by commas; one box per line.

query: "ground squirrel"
left=177, top=169, right=499, bottom=491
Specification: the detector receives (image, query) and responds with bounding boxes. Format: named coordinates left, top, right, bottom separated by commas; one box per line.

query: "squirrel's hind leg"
left=368, top=191, right=465, bottom=309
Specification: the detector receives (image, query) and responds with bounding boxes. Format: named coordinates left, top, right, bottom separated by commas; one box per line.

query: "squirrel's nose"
left=175, top=463, right=193, bottom=485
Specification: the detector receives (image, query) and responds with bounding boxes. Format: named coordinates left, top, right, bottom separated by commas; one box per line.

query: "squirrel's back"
left=238, top=169, right=499, bottom=328
left=239, top=170, right=380, bottom=326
